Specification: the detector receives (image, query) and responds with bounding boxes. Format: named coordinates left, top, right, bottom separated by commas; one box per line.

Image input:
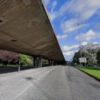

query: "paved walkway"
left=0, top=66, right=100, bottom=100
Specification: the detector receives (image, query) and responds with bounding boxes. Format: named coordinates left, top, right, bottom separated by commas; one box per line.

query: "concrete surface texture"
left=0, top=66, right=100, bottom=100
left=0, top=0, right=65, bottom=62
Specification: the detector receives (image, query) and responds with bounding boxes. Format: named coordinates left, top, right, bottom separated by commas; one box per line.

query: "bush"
left=75, top=63, right=77, bottom=67
left=20, top=54, right=33, bottom=66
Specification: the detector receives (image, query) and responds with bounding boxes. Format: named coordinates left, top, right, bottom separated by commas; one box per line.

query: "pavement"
left=0, top=65, right=100, bottom=100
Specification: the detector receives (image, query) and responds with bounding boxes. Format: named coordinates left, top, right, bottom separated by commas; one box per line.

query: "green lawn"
left=75, top=66, right=100, bottom=80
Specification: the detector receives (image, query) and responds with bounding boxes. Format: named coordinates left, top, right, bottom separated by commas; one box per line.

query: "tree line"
left=0, top=50, right=48, bottom=67
left=0, top=50, right=33, bottom=67
left=72, top=47, right=100, bottom=67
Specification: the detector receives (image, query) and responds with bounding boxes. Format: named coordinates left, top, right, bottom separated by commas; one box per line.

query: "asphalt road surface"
left=0, top=66, right=100, bottom=100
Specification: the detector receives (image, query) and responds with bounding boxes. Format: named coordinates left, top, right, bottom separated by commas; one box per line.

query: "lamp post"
left=77, top=23, right=82, bottom=66
left=18, top=58, right=21, bottom=72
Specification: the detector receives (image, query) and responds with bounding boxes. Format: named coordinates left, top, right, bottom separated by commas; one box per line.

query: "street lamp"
left=77, top=23, right=82, bottom=66
left=18, top=57, right=21, bottom=72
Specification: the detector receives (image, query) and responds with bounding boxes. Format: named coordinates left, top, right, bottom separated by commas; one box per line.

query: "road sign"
left=79, top=58, right=87, bottom=63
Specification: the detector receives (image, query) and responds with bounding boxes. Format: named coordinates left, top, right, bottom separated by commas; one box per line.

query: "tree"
left=20, top=54, right=33, bottom=66
left=0, top=50, right=20, bottom=64
left=42, top=59, right=48, bottom=64
left=20, top=54, right=27, bottom=66
left=73, top=50, right=97, bottom=66
left=73, top=52, right=80, bottom=64
left=96, top=50, right=100, bottom=65
left=0, top=50, right=33, bottom=66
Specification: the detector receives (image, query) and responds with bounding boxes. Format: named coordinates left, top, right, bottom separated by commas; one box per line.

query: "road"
left=0, top=66, right=100, bottom=100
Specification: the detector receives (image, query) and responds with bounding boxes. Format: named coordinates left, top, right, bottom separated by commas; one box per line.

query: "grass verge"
left=74, top=66, right=100, bottom=80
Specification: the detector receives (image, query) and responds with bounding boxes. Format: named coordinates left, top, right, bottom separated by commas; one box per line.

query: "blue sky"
left=44, top=0, right=100, bottom=61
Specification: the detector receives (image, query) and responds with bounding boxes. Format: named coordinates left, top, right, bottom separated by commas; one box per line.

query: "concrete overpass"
left=0, top=0, right=65, bottom=67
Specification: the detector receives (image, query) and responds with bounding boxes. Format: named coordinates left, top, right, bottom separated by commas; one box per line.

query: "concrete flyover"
left=0, top=0, right=65, bottom=67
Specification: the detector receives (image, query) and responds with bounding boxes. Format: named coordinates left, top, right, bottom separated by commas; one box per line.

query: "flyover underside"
left=0, top=0, right=65, bottom=62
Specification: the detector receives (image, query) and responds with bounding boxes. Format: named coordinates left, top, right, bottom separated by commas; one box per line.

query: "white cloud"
left=44, top=0, right=50, bottom=6
left=63, top=45, right=79, bottom=60
left=81, top=42, right=88, bottom=46
left=94, top=23, right=100, bottom=31
left=63, top=51, right=75, bottom=61
left=60, top=0, right=100, bottom=34
left=93, top=42, right=98, bottom=44
left=57, top=35, right=67, bottom=40
left=61, top=19, right=88, bottom=34
left=70, top=0, right=100, bottom=21
left=81, top=42, right=98, bottom=46
left=75, top=30, right=100, bottom=42
left=63, top=45, right=79, bottom=52
left=49, top=1, right=73, bottom=21
left=49, top=1, right=58, bottom=21
left=49, top=0, right=100, bottom=34
left=63, top=42, right=90, bottom=60
left=51, top=1, right=57, bottom=13
left=50, top=0, right=100, bottom=21
left=59, top=1, right=73, bottom=16
left=49, top=12, right=57, bottom=21
left=63, top=42, right=100, bottom=61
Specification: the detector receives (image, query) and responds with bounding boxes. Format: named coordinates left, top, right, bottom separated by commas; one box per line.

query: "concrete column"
left=54, top=61, right=56, bottom=65
left=58, top=62, right=60, bottom=65
left=55, top=61, right=58, bottom=65
left=38, top=56, right=42, bottom=67
left=51, top=60, right=53, bottom=66
left=48, top=60, right=51, bottom=65
left=57, top=62, right=59, bottom=65
left=55, top=61, right=57, bottom=65
left=34, top=56, right=38, bottom=68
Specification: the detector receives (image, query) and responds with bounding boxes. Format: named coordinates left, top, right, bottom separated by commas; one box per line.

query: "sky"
left=44, top=0, right=100, bottom=61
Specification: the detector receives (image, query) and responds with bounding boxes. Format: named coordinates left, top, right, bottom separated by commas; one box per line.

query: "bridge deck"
left=0, top=0, right=65, bottom=62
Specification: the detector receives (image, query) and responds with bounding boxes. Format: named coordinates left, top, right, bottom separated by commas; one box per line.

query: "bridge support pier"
left=54, top=61, right=59, bottom=65
left=54, top=61, right=56, bottom=65
left=34, top=56, right=38, bottom=68
left=48, top=60, right=51, bottom=66
left=33, top=56, right=42, bottom=68
left=51, top=60, right=53, bottom=66
left=56, top=61, right=58, bottom=65
left=38, top=56, right=42, bottom=68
